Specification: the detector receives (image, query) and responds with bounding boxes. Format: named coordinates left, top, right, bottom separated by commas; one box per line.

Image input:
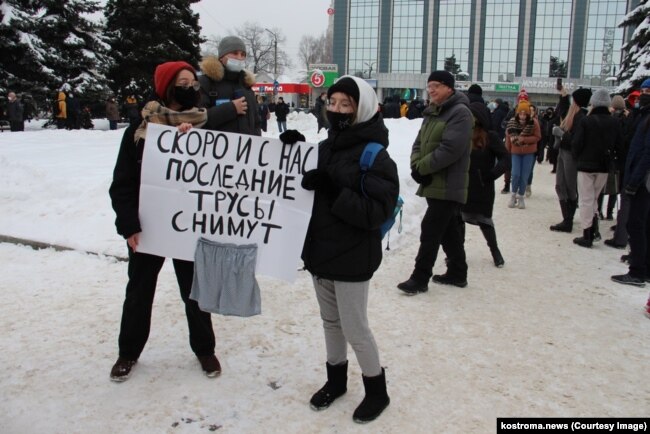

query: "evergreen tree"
left=549, top=56, right=567, bottom=78
left=34, top=0, right=110, bottom=98
left=0, top=0, right=49, bottom=97
left=444, top=54, right=461, bottom=75
left=104, top=0, right=203, bottom=99
left=617, top=0, right=650, bottom=93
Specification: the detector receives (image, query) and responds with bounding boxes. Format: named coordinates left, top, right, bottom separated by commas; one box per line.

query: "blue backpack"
left=359, top=142, right=404, bottom=245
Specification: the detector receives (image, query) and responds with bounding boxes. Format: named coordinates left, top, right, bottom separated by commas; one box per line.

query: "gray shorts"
left=190, top=238, right=261, bottom=317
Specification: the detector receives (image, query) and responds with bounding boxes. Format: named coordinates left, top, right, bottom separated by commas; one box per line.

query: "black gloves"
left=411, top=167, right=432, bottom=185
left=279, top=129, right=305, bottom=145
left=623, top=185, right=638, bottom=196
left=301, top=169, right=340, bottom=198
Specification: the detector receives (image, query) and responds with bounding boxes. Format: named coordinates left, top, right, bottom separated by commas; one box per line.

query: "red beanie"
left=154, top=61, right=196, bottom=99
left=517, top=88, right=529, bottom=103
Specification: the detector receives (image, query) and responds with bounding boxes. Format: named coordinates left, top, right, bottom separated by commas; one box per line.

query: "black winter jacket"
left=109, top=125, right=143, bottom=238
left=462, top=131, right=510, bottom=218
left=572, top=107, right=623, bottom=173
left=199, top=56, right=261, bottom=136
left=301, top=114, right=400, bottom=282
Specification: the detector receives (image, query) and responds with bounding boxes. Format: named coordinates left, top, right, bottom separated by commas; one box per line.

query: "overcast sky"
left=190, top=0, right=333, bottom=76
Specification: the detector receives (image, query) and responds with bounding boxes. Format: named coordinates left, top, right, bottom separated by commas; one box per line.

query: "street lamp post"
left=265, top=28, right=278, bottom=78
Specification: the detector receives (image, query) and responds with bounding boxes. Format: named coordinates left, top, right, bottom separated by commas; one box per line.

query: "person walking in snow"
left=397, top=70, right=472, bottom=293
left=282, top=75, right=398, bottom=423
left=462, top=102, right=510, bottom=267
left=108, top=61, right=219, bottom=382
left=504, top=100, right=541, bottom=210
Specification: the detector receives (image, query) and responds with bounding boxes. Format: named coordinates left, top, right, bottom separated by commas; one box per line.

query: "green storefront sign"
left=309, top=69, right=339, bottom=88
left=494, top=83, right=520, bottom=92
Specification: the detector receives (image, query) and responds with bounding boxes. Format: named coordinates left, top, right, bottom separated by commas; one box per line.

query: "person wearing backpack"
left=279, top=75, right=398, bottom=424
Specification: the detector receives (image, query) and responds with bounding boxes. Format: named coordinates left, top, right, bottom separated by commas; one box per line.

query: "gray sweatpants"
left=312, top=276, right=382, bottom=377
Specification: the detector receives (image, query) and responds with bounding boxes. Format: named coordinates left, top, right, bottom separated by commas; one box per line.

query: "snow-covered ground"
left=1, top=113, right=648, bottom=434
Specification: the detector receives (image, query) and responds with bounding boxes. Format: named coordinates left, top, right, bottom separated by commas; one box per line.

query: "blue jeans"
left=277, top=120, right=287, bottom=132
left=511, top=153, right=535, bottom=196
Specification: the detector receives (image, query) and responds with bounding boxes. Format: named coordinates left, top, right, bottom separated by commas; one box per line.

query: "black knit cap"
left=572, top=88, right=592, bottom=108
left=468, top=84, right=483, bottom=95
left=327, top=76, right=360, bottom=105
left=427, top=70, right=455, bottom=89
left=469, top=102, right=490, bottom=129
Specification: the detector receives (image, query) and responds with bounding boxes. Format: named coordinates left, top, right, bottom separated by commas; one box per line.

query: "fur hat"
left=154, top=61, right=195, bottom=99
left=572, top=88, right=592, bottom=108
left=468, top=84, right=482, bottom=96
left=516, top=100, right=531, bottom=114
left=218, top=36, right=247, bottom=58
left=589, top=88, right=611, bottom=109
left=327, top=75, right=378, bottom=125
left=611, top=95, right=626, bottom=110
left=427, top=70, right=455, bottom=89
left=517, top=88, right=529, bottom=102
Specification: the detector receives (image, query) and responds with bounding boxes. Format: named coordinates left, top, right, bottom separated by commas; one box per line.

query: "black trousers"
left=626, top=186, right=650, bottom=278
left=411, top=199, right=467, bottom=282
left=118, top=248, right=215, bottom=360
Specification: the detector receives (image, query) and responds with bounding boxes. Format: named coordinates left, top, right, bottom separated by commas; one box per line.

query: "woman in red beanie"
left=108, top=61, right=220, bottom=382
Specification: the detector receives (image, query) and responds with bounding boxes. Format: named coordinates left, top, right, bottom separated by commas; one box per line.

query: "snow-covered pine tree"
left=104, top=0, right=203, bottom=100
left=33, top=0, right=110, bottom=98
left=617, top=0, right=650, bottom=93
left=0, top=0, right=50, bottom=97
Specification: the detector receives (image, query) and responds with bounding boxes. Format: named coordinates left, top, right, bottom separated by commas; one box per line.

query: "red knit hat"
left=517, top=88, right=529, bottom=103
left=154, top=61, right=196, bottom=99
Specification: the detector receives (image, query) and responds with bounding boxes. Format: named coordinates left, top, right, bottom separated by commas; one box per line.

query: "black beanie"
left=427, top=70, right=455, bottom=89
left=327, top=77, right=360, bottom=105
left=468, top=84, right=482, bottom=95
left=572, top=88, right=592, bottom=108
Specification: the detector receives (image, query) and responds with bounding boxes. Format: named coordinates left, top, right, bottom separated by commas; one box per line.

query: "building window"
left=482, top=0, right=520, bottom=82
left=531, top=0, right=572, bottom=78
left=583, top=0, right=626, bottom=85
left=348, top=0, right=380, bottom=79
left=391, top=0, right=425, bottom=73
left=437, top=0, right=471, bottom=78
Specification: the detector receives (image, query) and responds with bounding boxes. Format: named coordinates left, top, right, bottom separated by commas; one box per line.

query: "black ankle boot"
left=573, top=229, right=593, bottom=248
left=352, top=368, right=390, bottom=424
left=310, top=361, right=348, bottom=411
left=592, top=214, right=601, bottom=242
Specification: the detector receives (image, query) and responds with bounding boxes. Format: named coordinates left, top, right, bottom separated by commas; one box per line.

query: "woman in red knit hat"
left=108, top=61, right=220, bottom=382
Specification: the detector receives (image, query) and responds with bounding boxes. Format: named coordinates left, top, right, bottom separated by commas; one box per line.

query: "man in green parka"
left=398, top=70, right=473, bottom=293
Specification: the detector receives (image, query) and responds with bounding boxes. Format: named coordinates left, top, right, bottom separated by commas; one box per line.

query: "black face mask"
left=639, top=93, right=650, bottom=108
left=326, top=111, right=354, bottom=131
left=173, top=86, right=198, bottom=110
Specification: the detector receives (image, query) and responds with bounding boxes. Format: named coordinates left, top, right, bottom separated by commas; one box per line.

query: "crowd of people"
left=4, top=34, right=649, bottom=425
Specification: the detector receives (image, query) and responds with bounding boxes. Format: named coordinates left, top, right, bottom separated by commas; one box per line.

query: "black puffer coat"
left=572, top=107, right=623, bottom=173
left=301, top=113, right=399, bottom=282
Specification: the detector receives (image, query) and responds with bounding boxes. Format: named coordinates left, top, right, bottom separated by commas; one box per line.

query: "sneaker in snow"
left=611, top=273, right=646, bottom=287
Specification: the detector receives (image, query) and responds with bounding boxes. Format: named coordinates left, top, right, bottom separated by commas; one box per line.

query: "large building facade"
left=330, top=0, right=640, bottom=106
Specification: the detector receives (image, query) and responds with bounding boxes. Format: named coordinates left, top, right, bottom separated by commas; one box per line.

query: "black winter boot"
left=592, top=214, right=601, bottom=242
left=573, top=228, right=593, bottom=248
left=310, top=361, right=348, bottom=411
left=480, top=224, right=505, bottom=268
left=550, top=200, right=572, bottom=232
left=352, top=368, right=390, bottom=424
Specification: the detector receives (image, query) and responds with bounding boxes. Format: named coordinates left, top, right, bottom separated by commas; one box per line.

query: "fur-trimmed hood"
left=199, top=56, right=255, bottom=87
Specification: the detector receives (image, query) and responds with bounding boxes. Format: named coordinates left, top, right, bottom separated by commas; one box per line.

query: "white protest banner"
left=137, top=123, right=317, bottom=282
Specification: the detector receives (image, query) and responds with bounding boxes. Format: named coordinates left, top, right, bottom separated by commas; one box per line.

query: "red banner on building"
left=252, top=83, right=310, bottom=94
